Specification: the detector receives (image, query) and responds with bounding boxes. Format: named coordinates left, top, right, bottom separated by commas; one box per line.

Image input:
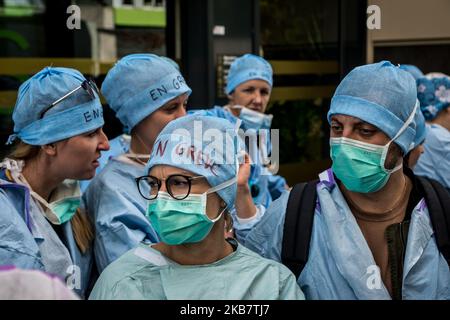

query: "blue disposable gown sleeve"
left=267, top=174, right=288, bottom=202
left=235, top=190, right=290, bottom=262
left=0, top=191, right=44, bottom=271
left=231, top=204, right=266, bottom=234
left=83, top=176, right=156, bottom=273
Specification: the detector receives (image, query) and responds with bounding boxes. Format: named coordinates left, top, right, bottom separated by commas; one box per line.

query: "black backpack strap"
left=281, top=180, right=318, bottom=278
left=417, top=176, right=450, bottom=266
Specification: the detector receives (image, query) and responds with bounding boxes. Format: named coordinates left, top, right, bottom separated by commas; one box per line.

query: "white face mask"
left=232, top=105, right=273, bottom=130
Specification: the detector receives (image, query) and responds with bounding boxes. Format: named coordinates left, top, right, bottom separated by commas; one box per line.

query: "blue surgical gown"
left=82, top=156, right=159, bottom=273
left=236, top=168, right=450, bottom=300
left=414, top=124, right=450, bottom=191
left=0, top=171, right=93, bottom=298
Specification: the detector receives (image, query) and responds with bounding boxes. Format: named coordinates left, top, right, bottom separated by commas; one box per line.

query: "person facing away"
left=82, top=54, right=191, bottom=273
left=78, top=55, right=182, bottom=193
left=191, top=53, right=288, bottom=234
left=235, top=61, right=450, bottom=300
left=0, top=67, right=110, bottom=298
left=414, top=74, right=450, bottom=192
left=89, top=114, right=305, bottom=300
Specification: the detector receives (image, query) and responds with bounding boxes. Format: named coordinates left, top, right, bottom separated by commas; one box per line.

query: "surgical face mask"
left=330, top=138, right=403, bottom=193
left=47, top=197, right=81, bottom=225
left=330, top=101, right=418, bottom=193
left=145, top=177, right=235, bottom=245
left=0, top=159, right=81, bottom=225
left=235, top=106, right=273, bottom=130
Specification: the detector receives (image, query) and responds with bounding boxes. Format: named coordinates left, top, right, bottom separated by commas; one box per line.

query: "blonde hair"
left=9, top=141, right=94, bottom=253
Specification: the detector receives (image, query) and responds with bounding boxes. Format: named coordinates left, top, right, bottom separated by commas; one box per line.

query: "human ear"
left=41, top=143, right=57, bottom=156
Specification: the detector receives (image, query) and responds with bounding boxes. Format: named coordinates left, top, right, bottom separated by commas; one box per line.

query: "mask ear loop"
left=209, top=205, right=227, bottom=223
left=203, top=178, right=236, bottom=223
left=381, top=99, right=419, bottom=172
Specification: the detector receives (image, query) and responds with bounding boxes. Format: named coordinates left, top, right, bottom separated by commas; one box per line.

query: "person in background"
left=414, top=75, right=450, bottom=192
left=399, top=64, right=424, bottom=81
left=192, top=53, right=288, bottom=234
left=79, top=56, right=181, bottom=193
left=83, top=54, right=191, bottom=273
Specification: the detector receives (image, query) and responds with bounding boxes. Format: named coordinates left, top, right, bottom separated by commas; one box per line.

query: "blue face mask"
left=330, top=101, right=418, bottom=193
left=237, top=106, right=273, bottom=131
left=145, top=178, right=235, bottom=245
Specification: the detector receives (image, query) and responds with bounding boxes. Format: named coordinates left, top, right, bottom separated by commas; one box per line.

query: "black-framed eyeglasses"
left=135, top=174, right=205, bottom=200
left=40, top=79, right=99, bottom=119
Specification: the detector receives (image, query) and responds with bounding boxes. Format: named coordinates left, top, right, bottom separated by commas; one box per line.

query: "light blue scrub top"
left=89, top=241, right=304, bottom=300
left=236, top=168, right=450, bottom=300
left=0, top=171, right=93, bottom=299
left=82, top=156, right=159, bottom=273
left=189, top=106, right=287, bottom=208
left=414, top=124, right=450, bottom=191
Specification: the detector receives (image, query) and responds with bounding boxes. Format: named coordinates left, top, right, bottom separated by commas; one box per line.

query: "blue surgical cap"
left=417, top=76, right=450, bottom=120
left=399, top=64, right=424, bottom=81
left=159, top=56, right=180, bottom=70
left=146, top=114, right=239, bottom=209
left=328, top=61, right=418, bottom=154
left=225, top=54, right=273, bottom=95
left=413, top=105, right=427, bottom=146
left=102, top=53, right=192, bottom=133
left=9, top=67, right=104, bottom=145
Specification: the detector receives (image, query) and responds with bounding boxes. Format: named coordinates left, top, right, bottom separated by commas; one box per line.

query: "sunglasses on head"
left=39, top=79, right=99, bottom=119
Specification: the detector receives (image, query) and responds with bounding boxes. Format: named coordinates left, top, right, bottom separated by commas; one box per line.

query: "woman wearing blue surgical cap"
left=234, top=61, right=450, bottom=300
left=82, top=54, right=191, bottom=273
left=0, top=67, right=110, bottom=298
left=89, top=114, right=304, bottom=300
left=191, top=53, right=288, bottom=235
left=414, top=75, right=450, bottom=192
left=78, top=54, right=181, bottom=193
